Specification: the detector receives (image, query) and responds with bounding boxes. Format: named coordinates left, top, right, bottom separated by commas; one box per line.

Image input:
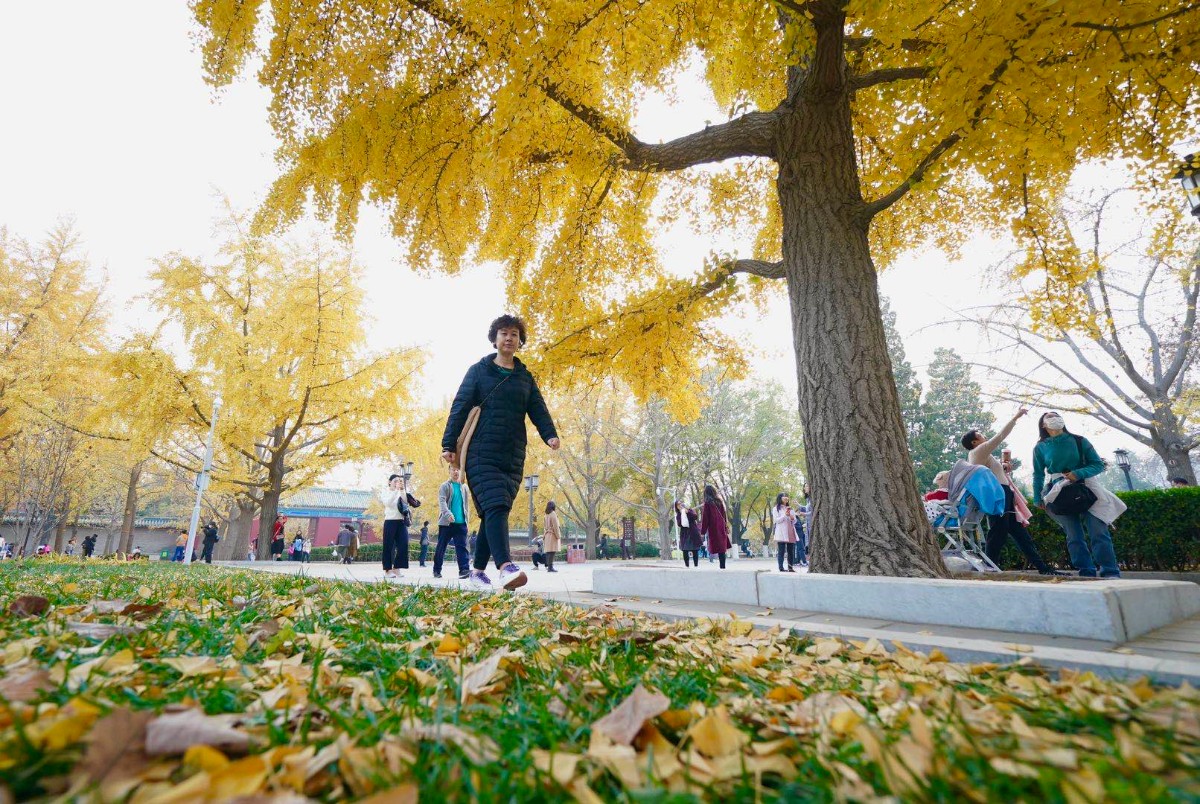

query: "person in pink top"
left=699, top=484, right=731, bottom=569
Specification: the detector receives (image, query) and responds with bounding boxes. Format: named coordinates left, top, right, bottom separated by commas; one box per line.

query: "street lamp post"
left=1114, top=449, right=1134, bottom=491
left=524, top=474, right=540, bottom=545
left=184, top=395, right=223, bottom=565
left=1175, top=153, right=1200, bottom=219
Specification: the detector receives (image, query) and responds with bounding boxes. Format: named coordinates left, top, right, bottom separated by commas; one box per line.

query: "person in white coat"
left=381, top=473, right=421, bottom=577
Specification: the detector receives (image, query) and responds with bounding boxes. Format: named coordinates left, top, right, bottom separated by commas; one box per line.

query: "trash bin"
left=567, top=544, right=587, bottom=564
left=159, top=550, right=171, bottom=561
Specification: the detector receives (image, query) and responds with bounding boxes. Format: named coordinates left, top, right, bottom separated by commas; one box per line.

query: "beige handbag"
left=453, top=374, right=510, bottom=485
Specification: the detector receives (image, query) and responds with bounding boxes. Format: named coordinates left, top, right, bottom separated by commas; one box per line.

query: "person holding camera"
left=772, top=493, right=799, bottom=572
left=963, top=408, right=1064, bottom=575
left=381, top=473, right=421, bottom=577
left=1033, top=412, right=1124, bottom=578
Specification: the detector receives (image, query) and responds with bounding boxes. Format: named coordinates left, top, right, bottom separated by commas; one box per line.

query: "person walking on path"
left=381, top=474, right=421, bottom=578
left=336, top=523, right=356, bottom=564
left=963, top=408, right=1065, bottom=575
left=201, top=520, right=220, bottom=564
left=700, top=484, right=732, bottom=569
left=598, top=533, right=609, bottom=560
left=441, top=314, right=560, bottom=592
left=773, top=493, right=799, bottom=573
left=1033, top=412, right=1125, bottom=578
left=172, top=530, right=187, bottom=562
left=542, top=501, right=562, bottom=573
left=82, top=533, right=97, bottom=558
left=291, top=532, right=304, bottom=561
left=433, top=465, right=471, bottom=579
left=418, top=521, right=431, bottom=567
left=619, top=527, right=632, bottom=560
left=675, top=500, right=702, bottom=567
left=302, top=536, right=312, bottom=563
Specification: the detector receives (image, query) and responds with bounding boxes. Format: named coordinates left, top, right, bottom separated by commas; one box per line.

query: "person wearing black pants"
left=963, top=410, right=1066, bottom=575
left=418, top=521, right=430, bottom=567
left=675, top=501, right=701, bottom=567
left=441, top=315, right=560, bottom=592
left=434, top=466, right=471, bottom=579
left=201, top=521, right=219, bottom=564
left=381, top=474, right=421, bottom=578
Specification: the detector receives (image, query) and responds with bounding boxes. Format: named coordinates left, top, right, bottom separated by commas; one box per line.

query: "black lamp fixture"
left=1113, top=448, right=1133, bottom=491
left=1175, top=153, right=1200, bottom=219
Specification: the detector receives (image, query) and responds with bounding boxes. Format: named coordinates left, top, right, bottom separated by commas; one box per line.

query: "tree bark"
left=226, top=497, right=257, bottom=561
left=1150, top=409, right=1197, bottom=484
left=120, top=462, right=144, bottom=555
left=779, top=64, right=948, bottom=577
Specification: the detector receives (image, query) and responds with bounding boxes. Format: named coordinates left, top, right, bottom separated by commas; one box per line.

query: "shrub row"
left=997, top=487, right=1200, bottom=572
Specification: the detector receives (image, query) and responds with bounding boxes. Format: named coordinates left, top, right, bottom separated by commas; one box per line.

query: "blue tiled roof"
left=279, top=487, right=372, bottom=514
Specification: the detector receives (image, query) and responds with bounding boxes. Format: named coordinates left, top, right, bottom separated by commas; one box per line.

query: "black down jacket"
left=441, top=354, right=558, bottom=514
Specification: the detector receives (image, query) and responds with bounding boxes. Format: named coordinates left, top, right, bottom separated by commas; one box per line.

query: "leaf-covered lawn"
left=0, top=560, right=1197, bottom=802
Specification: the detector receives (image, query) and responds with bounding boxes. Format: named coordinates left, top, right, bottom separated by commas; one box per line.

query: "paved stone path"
left=224, top=558, right=1200, bottom=683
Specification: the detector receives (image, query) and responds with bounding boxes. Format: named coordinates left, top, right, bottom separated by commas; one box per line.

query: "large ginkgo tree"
left=192, top=0, right=1198, bottom=576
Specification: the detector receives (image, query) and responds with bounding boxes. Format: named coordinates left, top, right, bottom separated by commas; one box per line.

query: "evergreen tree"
left=911, top=349, right=994, bottom=491
left=881, top=297, right=922, bottom=445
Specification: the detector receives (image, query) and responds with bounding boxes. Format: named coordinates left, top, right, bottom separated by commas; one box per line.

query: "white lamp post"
left=183, top=394, right=222, bottom=565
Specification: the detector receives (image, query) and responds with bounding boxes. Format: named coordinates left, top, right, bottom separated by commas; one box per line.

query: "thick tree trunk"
left=120, top=462, right=143, bottom=555
left=1151, top=435, right=1197, bottom=485
left=53, top=518, right=67, bottom=553
left=226, top=498, right=257, bottom=560
left=778, top=73, right=947, bottom=577
left=657, top=506, right=673, bottom=559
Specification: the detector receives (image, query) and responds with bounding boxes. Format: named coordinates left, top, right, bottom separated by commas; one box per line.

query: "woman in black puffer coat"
left=442, top=315, right=559, bottom=591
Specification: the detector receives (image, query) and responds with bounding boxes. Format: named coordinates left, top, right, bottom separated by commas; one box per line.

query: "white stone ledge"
left=591, top=568, right=1200, bottom=642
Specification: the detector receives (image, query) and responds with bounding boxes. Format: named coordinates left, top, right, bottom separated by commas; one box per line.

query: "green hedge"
left=997, top=487, right=1200, bottom=572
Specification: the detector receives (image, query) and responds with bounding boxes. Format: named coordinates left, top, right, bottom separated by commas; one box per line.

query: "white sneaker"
left=467, top=570, right=494, bottom=592
left=497, top=563, right=528, bottom=591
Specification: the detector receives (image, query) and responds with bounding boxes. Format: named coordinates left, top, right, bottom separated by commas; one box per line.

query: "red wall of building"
left=251, top=516, right=378, bottom=546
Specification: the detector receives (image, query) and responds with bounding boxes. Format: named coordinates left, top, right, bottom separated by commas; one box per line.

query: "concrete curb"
left=593, top=568, right=1200, bottom=642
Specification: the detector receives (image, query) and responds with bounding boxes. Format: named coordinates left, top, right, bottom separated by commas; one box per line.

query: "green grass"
left=0, top=559, right=1197, bottom=802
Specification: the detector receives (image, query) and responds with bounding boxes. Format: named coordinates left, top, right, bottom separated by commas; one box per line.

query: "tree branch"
left=541, top=81, right=779, bottom=171
left=850, top=65, right=933, bottom=90
left=1072, top=3, right=1200, bottom=32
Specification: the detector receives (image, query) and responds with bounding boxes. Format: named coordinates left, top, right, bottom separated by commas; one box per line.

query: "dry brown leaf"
left=72, top=707, right=154, bottom=798
left=399, top=721, right=499, bottom=764
left=8, top=595, right=50, bottom=617
left=592, top=684, right=670, bottom=745
left=208, top=755, right=270, bottom=799
left=119, top=603, right=164, bottom=620
left=435, top=634, right=463, bottom=656
left=3, top=667, right=53, bottom=703
left=460, top=649, right=519, bottom=702
left=532, top=748, right=583, bottom=787
left=688, top=706, right=749, bottom=758
left=85, top=600, right=132, bottom=615
left=991, top=756, right=1040, bottom=778
left=160, top=656, right=221, bottom=677
left=1139, top=705, right=1200, bottom=741
left=144, top=709, right=250, bottom=756
left=356, top=783, right=419, bottom=804
left=570, top=777, right=606, bottom=804
left=556, top=631, right=584, bottom=644
left=67, top=621, right=144, bottom=639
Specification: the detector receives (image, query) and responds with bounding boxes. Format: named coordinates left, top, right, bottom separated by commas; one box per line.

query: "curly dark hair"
left=488, top=314, right=527, bottom=346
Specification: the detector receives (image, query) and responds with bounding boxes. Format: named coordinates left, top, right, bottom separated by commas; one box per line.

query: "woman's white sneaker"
left=497, top=564, right=528, bottom=591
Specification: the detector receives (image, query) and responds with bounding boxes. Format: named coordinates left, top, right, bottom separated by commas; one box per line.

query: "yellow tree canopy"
left=114, top=214, right=423, bottom=523
left=192, top=0, right=1198, bottom=576
left=193, top=0, right=1198, bottom=406
left=0, top=222, right=107, bottom=446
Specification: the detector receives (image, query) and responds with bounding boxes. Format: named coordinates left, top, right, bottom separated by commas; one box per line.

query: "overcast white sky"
left=1, top=1, right=1182, bottom=487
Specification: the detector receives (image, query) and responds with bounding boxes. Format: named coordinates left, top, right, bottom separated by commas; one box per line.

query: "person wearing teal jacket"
left=1032, top=412, right=1120, bottom=577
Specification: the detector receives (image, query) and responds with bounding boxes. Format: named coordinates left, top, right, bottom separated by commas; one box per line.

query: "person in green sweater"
left=1032, top=412, right=1121, bottom=578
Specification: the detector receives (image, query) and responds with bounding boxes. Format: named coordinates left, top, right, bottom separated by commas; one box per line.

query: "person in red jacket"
left=699, top=484, right=732, bottom=569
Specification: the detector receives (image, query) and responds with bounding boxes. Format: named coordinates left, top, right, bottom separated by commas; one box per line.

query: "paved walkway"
left=223, top=559, right=1200, bottom=683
